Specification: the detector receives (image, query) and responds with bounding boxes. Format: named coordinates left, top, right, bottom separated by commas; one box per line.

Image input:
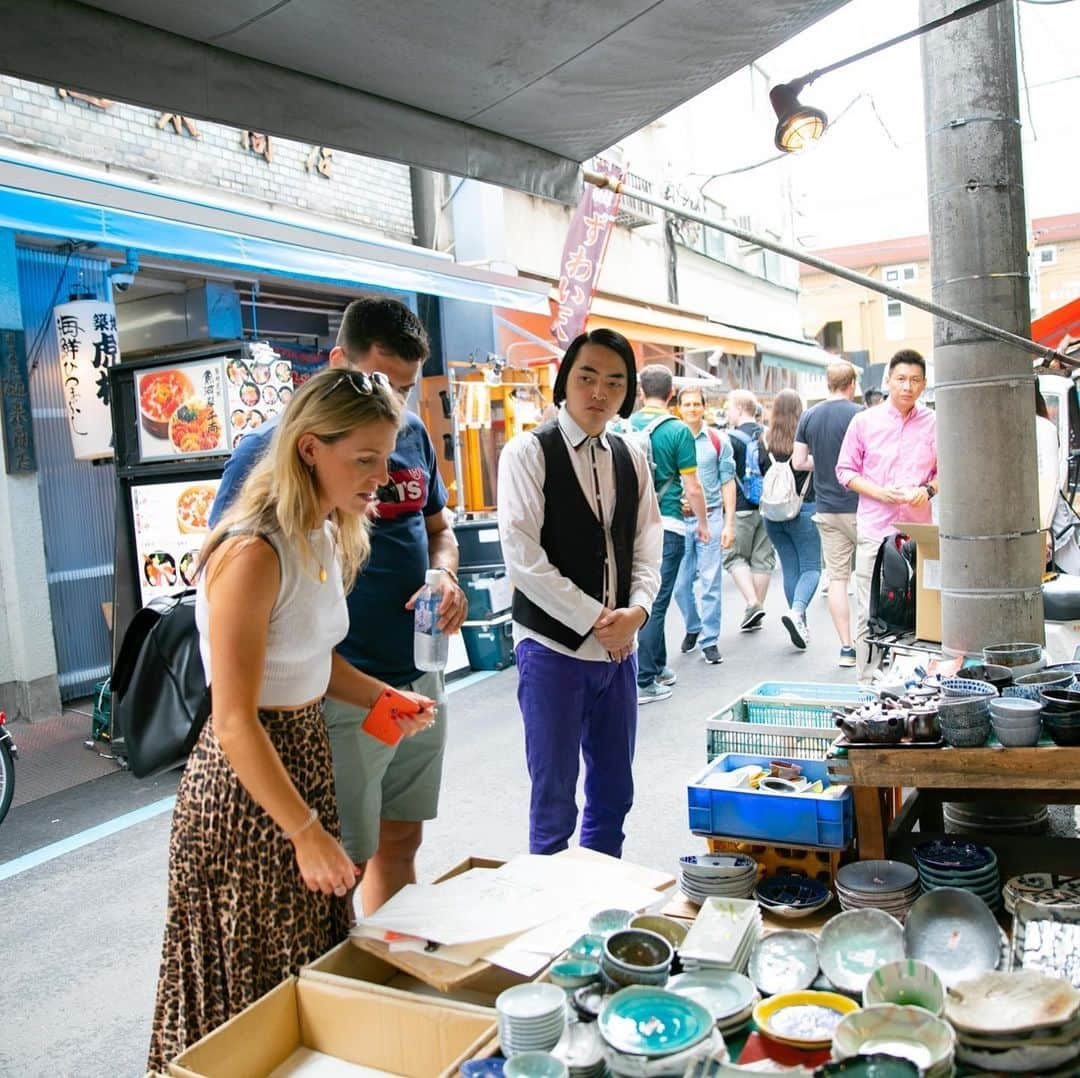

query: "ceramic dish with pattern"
left=1004, top=872, right=1080, bottom=914
left=903, top=888, right=1001, bottom=988
left=946, top=969, right=1080, bottom=1034
left=832, top=1004, right=955, bottom=1071
left=837, top=860, right=918, bottom=896
left=818, top=908, right=904, bottom=994
left=588, top=909, right=634, bottom=936
left=752, top=989, right=859, bottom=1049
left=913, top=838, right=993, bottom=871
left=549, top=960, right=601, bottom=990
left=679, top=853, right=758, bottom=879
left=939, top=676, right=996, bottom=698
left=597, top=986, right=713, bottom=1058
left=665, top=969, right=757, bottom=1021
left=862, top=958, right=945, bottom=1016
left=754, top=873, right=830, bottom=908
left=746, top=930, right=819, bottom=996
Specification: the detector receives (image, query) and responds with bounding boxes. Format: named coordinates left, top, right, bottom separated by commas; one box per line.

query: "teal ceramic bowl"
left=862, top=958, right=946, bottom=1016
left=548, top=959, right=600, bottom=990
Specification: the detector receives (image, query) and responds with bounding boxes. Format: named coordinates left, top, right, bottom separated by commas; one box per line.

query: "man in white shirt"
left=497, top=328, right=662, bottom=856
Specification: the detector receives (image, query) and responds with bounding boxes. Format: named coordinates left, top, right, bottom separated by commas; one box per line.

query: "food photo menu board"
left=130, top=479, right=220, bottom=606
left=134, top=347, right=292, bottom=464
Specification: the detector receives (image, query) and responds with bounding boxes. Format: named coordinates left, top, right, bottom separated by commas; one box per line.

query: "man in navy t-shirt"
left=210, top=298, right=467, bottom=913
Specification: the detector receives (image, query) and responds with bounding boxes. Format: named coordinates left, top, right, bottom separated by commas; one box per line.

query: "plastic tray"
left=743, top=681, right=873, bottom=728
left=706, top=698, right=841, bottom=762
left=687, top=752, right=853, bottom=849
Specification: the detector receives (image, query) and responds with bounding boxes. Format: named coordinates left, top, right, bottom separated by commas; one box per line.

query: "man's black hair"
left=888, top=349, right=926, bottom=376
left=337, top=297, right=429, bottom=362
left=865, top=388, right=885, bottom=405
left=553, top=328, right=638, bottom=419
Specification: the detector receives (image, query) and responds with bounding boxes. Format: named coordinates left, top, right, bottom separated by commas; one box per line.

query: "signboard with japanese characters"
left=0, top=329, right=36, bottom=474
left=54, top=298, right=120, bottom=460
left=223, top=342, right=294, bottom=450
left=130, top=478, right=220, bottom=606
left=135, top=357, right=228, bottom=462
left=550, top=159, right=626, bottom=348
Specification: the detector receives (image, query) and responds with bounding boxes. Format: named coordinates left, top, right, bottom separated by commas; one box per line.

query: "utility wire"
left=1015, top=1, right=1039, bottom=140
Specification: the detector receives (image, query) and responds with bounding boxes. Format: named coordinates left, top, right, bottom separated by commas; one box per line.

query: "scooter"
left=0, top=710, right=17, bottom=827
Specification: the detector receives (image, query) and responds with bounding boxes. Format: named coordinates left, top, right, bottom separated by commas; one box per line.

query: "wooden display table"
left=828, top=744, right=1080, bottom=874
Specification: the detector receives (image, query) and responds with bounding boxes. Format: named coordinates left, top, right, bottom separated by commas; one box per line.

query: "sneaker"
left=638, top=681, right=673, bottom=705
left=681, top=632, right=699, bottom=654
left=782, top=613, right=807, bottom=650
left=740, top=604, right=765, bottom=631
left=657, top=667, right=678, bottom=686
left=839, top=646, right=857, bottom=668
left=702, top=645, right=724, bottom=665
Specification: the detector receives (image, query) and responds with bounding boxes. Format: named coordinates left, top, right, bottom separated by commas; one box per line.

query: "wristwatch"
left=922, top=483, right=936, bottom=500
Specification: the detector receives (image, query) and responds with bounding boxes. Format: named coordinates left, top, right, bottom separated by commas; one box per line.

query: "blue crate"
left=743, top=681, right=874, bottom=728
left=687, top=752, right=853, bottom=849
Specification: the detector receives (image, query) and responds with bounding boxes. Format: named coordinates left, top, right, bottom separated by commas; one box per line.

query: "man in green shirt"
left=629, top=365, right=709, bottom=704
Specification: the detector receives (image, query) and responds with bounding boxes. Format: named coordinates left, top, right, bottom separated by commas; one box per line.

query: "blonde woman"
left=148, top=368, right=435, bottom=1071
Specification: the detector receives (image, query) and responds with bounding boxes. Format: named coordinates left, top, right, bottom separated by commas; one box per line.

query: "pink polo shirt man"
left=835, top=351, right=938, bottom=682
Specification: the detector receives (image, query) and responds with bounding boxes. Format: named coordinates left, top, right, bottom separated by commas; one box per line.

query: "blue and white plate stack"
left=914, top=839, right=1001, bottom=913
left=678, top=853, right=758, bottom=904
left=496, top=983, right=568, bottom=1059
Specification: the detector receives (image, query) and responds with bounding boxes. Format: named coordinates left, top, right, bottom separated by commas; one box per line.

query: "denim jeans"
left=637, top=529, right=685, bottom=687
left=673, top=505, right=725, bottom=648
left=763, top=502, right=822, bottom=614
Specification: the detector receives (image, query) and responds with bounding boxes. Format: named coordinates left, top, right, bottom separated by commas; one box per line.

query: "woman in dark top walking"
left=764, top=389, right=820, bottom=649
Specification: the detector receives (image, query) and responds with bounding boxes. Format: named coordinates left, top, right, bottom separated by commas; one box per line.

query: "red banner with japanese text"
left=550, top=159, right=626, bottom=348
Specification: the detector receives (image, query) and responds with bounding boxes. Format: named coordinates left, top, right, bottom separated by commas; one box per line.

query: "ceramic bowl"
left=939, top=676, right=996, bottom=698
left=814, top=1057, right=919, bottom=1078
left=1038, top=687, right=1080, bottom=712
left=936, top=697, right=990, bottom=723
left=1044, top=718, right=1080, bottom=745
left=939, top=720, right=990, bottom=747
left=818, top=908, right=905, bottom=994
left=1043, top=660, right=1080, bottom=677
left=504, top=1052, right=568, bottom=1078
left=862, top=958, right=946, bottom=1016
left=988, top=696, right=1042, bottom=721
left=903, top=887, right=1001, bottom=988
left=587, top=908, right=634, bottom=936
left=603, top=929, right=673, bottom=975
left=629, top=915, right=688, bottom=949
left=983, top=642, right=1043, bottom=667
left=549, top=959, right=601, bottom=990
left=959, top=663, right=1013, bottom=690
left=679, top=853, right=757, bottom=879
left=991, top=720, right=1042, bottom=747
left=1014, top=669, right=1074, bottom=696
left=747, top=930, right=819, bottom=996
left=832, top=1004, right=955, bottom=1071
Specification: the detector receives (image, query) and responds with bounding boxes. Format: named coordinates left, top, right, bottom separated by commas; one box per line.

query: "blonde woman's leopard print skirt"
left=147, top=700, right=350, bottom=1073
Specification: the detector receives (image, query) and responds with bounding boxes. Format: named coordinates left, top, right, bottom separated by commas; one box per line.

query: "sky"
left=716, top=0, right=1080, bottom=250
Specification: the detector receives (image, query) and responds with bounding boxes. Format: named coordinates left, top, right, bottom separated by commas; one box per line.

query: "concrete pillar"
left=921, top=0, right=1043, bottom=655
left=0, top=229, right=61, bottom=719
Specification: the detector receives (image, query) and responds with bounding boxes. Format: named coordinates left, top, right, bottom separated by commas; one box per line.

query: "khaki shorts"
left=814, top=512, right=858, bottom=581
left=322, top=670, right=447, bottom=863
left=723, top=510, right=776, bottom=573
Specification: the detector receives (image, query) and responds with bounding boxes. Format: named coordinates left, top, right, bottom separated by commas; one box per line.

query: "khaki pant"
left=854, top=534, right=885, bottom=683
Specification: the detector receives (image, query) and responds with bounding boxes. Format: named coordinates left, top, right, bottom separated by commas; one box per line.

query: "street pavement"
left=1, top=577, right=859, bottom=1076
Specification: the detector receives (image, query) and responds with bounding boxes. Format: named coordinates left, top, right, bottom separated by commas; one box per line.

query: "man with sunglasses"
left=210, top=297, right=467, bottom=913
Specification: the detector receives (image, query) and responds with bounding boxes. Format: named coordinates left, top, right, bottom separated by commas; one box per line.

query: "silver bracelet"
left=284, top=807, right=318, bottom=841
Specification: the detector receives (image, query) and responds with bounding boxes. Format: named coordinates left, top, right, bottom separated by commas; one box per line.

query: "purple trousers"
left=515, top=638, right=638, bottom=858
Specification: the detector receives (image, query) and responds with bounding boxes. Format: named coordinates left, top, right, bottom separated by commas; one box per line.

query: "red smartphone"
left=362, top=687, right=423, bottom=746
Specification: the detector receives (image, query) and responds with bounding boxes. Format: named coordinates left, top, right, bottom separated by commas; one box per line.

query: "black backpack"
left=868, top=533, right=917, bottom=637
left=111, top=589, right=210, bottom=778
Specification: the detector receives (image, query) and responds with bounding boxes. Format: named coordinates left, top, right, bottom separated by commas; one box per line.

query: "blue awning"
left=0, top=154, right=550, bottom=312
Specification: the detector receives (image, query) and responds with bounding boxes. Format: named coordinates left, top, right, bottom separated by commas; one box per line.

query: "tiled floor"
left=7, top=702, right=122, bottom=808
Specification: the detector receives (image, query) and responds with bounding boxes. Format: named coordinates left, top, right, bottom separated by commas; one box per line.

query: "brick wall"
left=0, top=77, right=414, bottom=242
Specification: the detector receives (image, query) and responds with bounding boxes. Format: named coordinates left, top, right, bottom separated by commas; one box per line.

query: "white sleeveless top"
left=196, top=522, right=350, bottom=707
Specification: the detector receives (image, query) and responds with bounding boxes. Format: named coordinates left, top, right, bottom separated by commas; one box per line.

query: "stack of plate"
left=836, top=860, right=920, bottom=920
left=754, top=873, right=831, bottom=920
left=667, top=968, right=760, bottom=1036
left=947, top=970, right=1080, bottom=1075
left=550, top=1021, right=606, bottom=1078
left=496, top=983, right=567, bottom=1058
left=914, top=839, right=1001, bottom=912
left=1003, top=872, right=1080, bottom=915
left=679, top=896, right=762, bottom=975
left=678, top=853, right=758, bottom=904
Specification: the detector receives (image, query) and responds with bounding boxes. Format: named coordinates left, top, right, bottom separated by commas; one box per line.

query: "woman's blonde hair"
left=200, top=367, right=402, bottom=590
left=765, top=388, right=804, bottom=459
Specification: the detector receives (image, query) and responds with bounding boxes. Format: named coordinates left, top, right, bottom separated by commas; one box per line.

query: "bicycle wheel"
left=0, top=740, right=14, bottom=827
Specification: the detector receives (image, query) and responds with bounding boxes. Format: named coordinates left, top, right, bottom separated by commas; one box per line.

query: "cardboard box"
left=169, top=977, right=495, bottom=1078
left=349, top=850, right=675, bottom=995
left=905, top=523, right=941, bottom=643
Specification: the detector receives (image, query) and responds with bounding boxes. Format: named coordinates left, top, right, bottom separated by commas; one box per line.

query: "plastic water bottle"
left=414, top=569, right=448, bottom=671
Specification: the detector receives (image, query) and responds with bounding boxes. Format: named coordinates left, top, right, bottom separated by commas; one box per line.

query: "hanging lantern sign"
left=53, top=298, right=119, bottom=460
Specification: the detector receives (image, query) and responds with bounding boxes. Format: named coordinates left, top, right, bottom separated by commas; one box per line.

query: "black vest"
left=512, top=421, right=640, bottom=651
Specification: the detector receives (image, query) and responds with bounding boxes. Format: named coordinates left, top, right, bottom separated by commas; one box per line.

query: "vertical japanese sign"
left=0, top=329, right=36, bottom=474
left=54, top=299, right=119, bottom=460
left=551, top=159, right=626, bottom=347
